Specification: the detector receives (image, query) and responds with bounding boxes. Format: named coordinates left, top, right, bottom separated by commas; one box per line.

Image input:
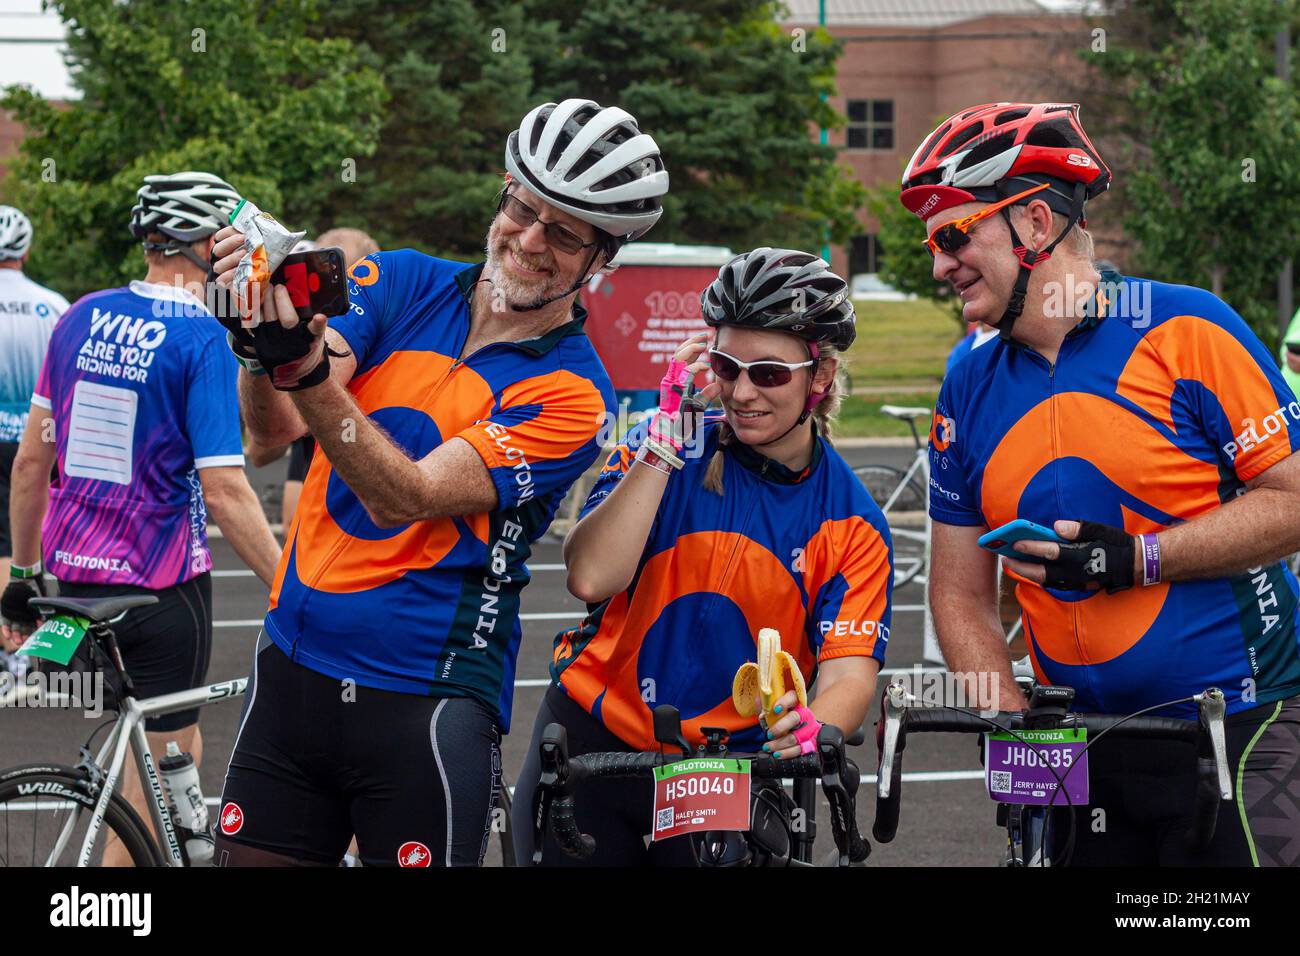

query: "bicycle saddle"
left=29, top=595, right=158, bottom=624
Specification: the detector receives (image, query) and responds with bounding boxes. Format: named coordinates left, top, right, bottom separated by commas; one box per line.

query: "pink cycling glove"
left=791, top=704, right=823, bottom=756
left=649, top=358, right=695, bottom=452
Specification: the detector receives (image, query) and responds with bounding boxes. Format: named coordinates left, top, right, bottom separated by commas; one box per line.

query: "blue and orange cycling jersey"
left=551, top=416, right=893, bottom=752
left=930, top=272, right=1300, bottom=717
left=264, top=251, right=616, bottom=731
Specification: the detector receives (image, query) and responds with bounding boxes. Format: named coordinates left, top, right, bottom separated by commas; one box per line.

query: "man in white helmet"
left=0, top=174, right=282, bottom=865
left=209, top=99, right=668, bottom=867
left=0, top=206, right=68, bottom=592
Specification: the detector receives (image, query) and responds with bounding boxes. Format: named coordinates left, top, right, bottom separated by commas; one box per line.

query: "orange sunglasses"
left=922, top=182, right=1051, bottom=258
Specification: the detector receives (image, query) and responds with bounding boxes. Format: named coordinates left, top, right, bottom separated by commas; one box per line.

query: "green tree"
left=1084, top=0, right=1300, bottom=341
left=0, top=0, right=385, bottom=300
left=309, top=0, right=864, bottom=258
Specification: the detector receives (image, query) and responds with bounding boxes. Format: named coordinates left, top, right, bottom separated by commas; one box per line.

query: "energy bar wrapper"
left=229, top=199, right=305, bottom=325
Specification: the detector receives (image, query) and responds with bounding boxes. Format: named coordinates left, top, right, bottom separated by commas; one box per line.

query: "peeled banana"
left=732, top=627, right=807, bottom=725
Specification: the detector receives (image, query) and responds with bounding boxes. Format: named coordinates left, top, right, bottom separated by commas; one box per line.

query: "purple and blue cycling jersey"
left=32, top=280, right=244, bottom=590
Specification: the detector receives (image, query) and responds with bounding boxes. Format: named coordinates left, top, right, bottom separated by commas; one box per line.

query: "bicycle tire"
left=0, top=764, right=163, bottom=867
left=497, top=780, right=516, bottom=867
left=853, top=464, right=925, bottom=512
left=852, top=465, right=926, bottom=588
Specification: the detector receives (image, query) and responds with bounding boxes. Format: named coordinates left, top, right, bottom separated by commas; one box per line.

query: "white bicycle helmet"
left=504, top=99, right=668, bottom=243
left=129, top=171, right=241, bottom=244
left=0, top=205, right=33, bottom=260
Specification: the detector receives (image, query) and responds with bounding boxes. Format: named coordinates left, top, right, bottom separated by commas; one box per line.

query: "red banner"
left=582, top=266, right=719, bottom=390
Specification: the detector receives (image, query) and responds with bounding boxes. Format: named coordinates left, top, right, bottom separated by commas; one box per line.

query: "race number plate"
left=984, top=728, right=1089, bottom=807
left=651, top=758, right=751, bottom=840
left=17, top=614, right=89, bottom=666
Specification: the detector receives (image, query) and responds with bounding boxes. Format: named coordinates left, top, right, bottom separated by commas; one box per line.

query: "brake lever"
left=531, top=723, right=569, bottom=866
left=877, top=679, right=908, bottom=799
left=1197, top=688, right=1230, bottom=799
left=815, top=725, right=851, bottom=866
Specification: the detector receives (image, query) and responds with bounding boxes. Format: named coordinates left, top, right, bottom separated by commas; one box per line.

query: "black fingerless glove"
left=2, top=575, right=47, bottom=631
left=208, top=267, right=345, bottom=391
left=1042, top=520, right=1135, bottom=593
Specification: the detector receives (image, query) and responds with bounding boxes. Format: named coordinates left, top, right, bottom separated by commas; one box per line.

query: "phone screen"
left=270, top=247, right=350, bottom=319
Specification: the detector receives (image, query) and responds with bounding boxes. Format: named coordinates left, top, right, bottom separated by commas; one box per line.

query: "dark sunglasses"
left=497, top=192, right=597, bottom=256
left=922, top=182, right=1050, bottom=258
left=708, top=348, right=814, bottom=388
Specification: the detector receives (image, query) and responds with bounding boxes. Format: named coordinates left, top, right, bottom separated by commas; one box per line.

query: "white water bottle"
left=159, top=741, right=214, bottom=865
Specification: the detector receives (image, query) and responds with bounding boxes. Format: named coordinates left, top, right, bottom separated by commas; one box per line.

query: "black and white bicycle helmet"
left=504, top=99, right=668, bottom=244
left=0, top=205, right=33, bottom=260
left=129, top=171, right=241, bottom=244
left=702, top=248, right=857, bottom=351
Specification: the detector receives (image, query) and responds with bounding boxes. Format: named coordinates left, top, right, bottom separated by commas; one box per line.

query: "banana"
left=732, top=628, right=807, bottom=725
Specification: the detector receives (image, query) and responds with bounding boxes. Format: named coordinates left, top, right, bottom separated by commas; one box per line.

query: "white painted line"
left=860, top=769, right=984, bottom=784
left=5, top=768, right=983, bottom=814
left=212, top=611, right=587, bottom=629
left=209, top=563, right=568, bottom=577
left=510, top=665, right=946, bottom=690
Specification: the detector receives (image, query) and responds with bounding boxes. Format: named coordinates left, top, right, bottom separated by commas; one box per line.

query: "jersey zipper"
left=699, top=460, right=760, bottom=630
left=1034, top=345, right=1092, bottom=698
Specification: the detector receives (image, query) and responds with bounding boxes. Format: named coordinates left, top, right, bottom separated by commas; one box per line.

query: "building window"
left=846, top=100, right=894, bottom=151
left=849, top=234, right=882, bottom=277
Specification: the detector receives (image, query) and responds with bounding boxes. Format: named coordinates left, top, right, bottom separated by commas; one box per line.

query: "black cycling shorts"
left=285, top=435, right=315, bottom=483
left=0, top=441, right=59, bottom=556
left=217, top=633, right=502, bottom=867
left=1050, top=694, right=1300, bottom=866
left=511, top=684, right=697, bottom=867
left=57, top=572, right=213, bottom=733
left=0, top=442, right=16, bottom=555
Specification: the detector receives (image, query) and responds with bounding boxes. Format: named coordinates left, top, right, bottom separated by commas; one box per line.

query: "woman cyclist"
left=512, top=248, right=894, bottom=866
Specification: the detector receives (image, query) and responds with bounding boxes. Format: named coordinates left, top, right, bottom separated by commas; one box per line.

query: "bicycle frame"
left=48, top=676, right=246, bottom=867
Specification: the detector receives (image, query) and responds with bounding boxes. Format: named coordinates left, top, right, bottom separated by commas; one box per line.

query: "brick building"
left=0, top=109, right=25, bottom=185
left=780, top=0, right=1110, bottom=280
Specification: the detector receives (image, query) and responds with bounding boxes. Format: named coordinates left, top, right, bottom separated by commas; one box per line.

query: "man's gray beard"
left=482, top=239, right=564, bottom=311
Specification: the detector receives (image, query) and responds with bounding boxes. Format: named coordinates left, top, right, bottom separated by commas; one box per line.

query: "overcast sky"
left=0, top=0, right=77, bottom=100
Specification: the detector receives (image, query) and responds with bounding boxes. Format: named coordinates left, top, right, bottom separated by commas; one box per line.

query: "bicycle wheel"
left=853, top=465, right=926, bottom=588
left=0, top=764, right=162, bottom=867
left=853, top=464, right=925, bottom=512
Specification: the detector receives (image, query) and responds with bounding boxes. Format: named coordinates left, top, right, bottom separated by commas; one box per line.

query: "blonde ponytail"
left=811, top=343, right=845, bottom=449
left=702, top=422, right=734, bottom=495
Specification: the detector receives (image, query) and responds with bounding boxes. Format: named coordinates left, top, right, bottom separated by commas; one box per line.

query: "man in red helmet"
left=906, top=102, right=1300, bottom=866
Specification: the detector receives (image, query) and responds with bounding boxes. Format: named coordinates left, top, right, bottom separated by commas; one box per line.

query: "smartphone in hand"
left=270, top=247, right=351, bottom=320
left=978, top=519, right=1066, bottom=562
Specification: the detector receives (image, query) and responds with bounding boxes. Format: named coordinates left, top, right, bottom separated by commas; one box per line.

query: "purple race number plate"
left=985, top=728, right=1089, bottom=806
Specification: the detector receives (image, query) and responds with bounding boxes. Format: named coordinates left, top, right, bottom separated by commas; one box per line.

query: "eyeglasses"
left=922, top=182, right=1051, bottom=258
left=708, top=348, right=814, bottom=388
left=497, top=191, right=597, bottom=256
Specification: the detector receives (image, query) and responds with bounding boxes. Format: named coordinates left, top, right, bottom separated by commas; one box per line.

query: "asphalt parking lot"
left=0, top=443, right=1005, bottom=866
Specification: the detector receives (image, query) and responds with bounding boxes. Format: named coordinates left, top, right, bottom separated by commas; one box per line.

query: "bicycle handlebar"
left=533, top=722, right=870, bottom=865
left=872, top=679, right=1230, bottom=854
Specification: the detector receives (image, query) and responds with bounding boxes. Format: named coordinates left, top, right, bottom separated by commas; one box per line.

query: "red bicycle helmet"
left=900, top=103, right=1110, bottom=223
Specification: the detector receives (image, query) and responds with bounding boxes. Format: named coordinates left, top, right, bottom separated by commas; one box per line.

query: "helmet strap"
left=995, top=182, right=1087, bottom=343
left=143, top=238, right=212, bottom=274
